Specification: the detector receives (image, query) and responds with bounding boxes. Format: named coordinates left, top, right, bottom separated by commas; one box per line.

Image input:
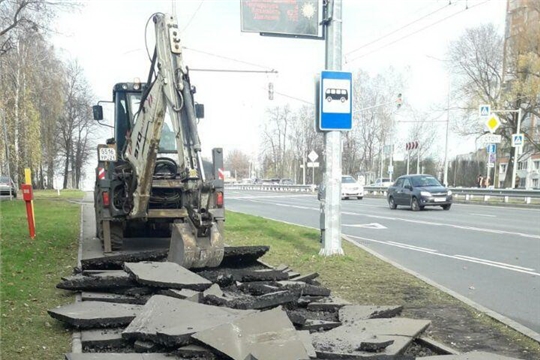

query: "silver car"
left=0, top=175, right=17, bottom=198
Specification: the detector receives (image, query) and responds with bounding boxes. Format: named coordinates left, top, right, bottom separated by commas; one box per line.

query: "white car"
left=341, top=175, right=363, bottom=200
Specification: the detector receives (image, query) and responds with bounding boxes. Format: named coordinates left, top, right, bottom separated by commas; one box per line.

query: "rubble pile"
left=49, top=246, right=520, bottom=360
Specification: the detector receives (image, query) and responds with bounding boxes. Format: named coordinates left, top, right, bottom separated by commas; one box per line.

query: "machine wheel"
left=110, top=222, right=124, bottom=251
left=411, top=197, right=421, bottom=211
left=388, top=197, right=397, bottom=209
left=326, top=96, right=332, bottom=102
left=357, top=196, right=363, bottom=200
left=340, top=97, right=346, bottom=102
left=442, top=204, right=452, bottom=211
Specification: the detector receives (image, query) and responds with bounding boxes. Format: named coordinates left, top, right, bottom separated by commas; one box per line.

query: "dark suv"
left=387, top=174, right=452, bottom=211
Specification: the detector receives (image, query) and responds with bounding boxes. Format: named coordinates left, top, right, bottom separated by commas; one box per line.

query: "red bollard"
left=21, top=184, right=36, bottom=239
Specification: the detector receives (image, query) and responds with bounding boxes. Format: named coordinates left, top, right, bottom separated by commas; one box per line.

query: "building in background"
left=498, top=0, right=540, bottom=188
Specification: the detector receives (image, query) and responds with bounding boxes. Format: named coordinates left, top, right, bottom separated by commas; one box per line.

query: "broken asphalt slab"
left=311, top=318, right=431, bottom=358
left=339, top=305, right=404, bottom=323
left=421, top=352, right=524, bottom=359
left=65, top=354, right=184, bottom=360
left=81, top=246, right=267, bottom=270
left=122, top=295, right=256, bottom=346
left=58, top=271, right=136, bottom=291
left=81, top=292, right=148, bottom=305
left=219, top=245, right=270, bottom=266
left=81, top=328, right=125, bottom=348
left=192, top=307, right=309, bottom=360
left=307, top=296, right=351, bottom=311
left=123, top=261, right=212, bottom=290
left=48, top=301, right=143, bottom=329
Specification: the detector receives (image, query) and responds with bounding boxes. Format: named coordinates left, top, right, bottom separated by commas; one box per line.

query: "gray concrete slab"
left=311, top=317, right=431, bottom=358
left=297, top=331, right=317, bottom=358
left=122, top=295, right=256, bottom=346
left=81, top=328, right=125, bottom=348
left=312, top=331, right=413, bottom=358
left=342, top=318, right=431, bottom=338
left=81, top=292, right=147, bottom=305
left=159, top=288, right=201, bottom=302
left=202, top=284, right=223, bottom=298
left=192, top=307, right=308, bottom=360
left=48, top=301, right=143, bottom=329
left=338, top=305, right=403, bottom=323
left=65, top=354, right=183, bottom=360
left=421, top=352, right=523, bottom=360
left=124, top=262, right=212, bottom=290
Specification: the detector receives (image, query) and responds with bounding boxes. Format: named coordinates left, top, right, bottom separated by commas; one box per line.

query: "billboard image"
left=241, top=0, right=321, bottom=37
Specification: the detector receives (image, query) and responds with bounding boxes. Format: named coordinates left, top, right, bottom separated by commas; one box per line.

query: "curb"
left=71, top=202, right=85, bottom=353
left=342, top=234, right=540, bottom=345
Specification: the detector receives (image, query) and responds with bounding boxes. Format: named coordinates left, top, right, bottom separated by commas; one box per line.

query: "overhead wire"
left=346, top=0, right=492, bottom=64
left=181, top=0, right=206, bottom=33
left=345, top=0, right=457, bottom=57
left=183, top=46, right=275, bottom=71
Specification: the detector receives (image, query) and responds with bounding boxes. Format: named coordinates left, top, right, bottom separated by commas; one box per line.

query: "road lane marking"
left=453, top=255, right=535, bottom=271
left=347, top=235, right=540, bottom=277
left=387, top=241, right=437, bottom=252
left=229, top=199, right=540, bottom=240
left=470, top=213, right=496, bottom=217
left=343, top=223, right=387, bottom=229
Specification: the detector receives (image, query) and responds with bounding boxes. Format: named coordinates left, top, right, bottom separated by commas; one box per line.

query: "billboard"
left=241, top=0, right=321, bottom=37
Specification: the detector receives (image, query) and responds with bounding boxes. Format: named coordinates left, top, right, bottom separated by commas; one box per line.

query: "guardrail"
left=226, top=184, right=317, bottom=192
left=226, top=184, right=540, bottom=204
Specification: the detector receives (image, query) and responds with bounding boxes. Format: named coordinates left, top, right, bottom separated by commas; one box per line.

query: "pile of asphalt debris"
left=48, top=246, right=520, bottom=360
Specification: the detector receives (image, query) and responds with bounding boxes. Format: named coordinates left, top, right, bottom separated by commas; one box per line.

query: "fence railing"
left=225, top=184, right=540, bottom=204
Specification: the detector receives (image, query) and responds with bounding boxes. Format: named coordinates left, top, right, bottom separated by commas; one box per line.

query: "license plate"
left=99, top=146, right=117, bottom=162
left=434, top=197, right=445, bottom=202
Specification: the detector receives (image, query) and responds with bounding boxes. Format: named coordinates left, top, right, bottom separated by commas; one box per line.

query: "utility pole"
left=443, top=89, right=450, bottom=186
left=320, top=0, right=343, bottom=256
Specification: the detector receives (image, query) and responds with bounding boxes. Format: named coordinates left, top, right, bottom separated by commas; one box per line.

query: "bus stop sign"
left=318, top=71, right=352, bottom=131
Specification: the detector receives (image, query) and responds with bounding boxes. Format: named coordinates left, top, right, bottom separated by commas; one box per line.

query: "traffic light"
left=396, top=93, right=403, bottom=109
left=268, top=82, right=274, bottom=100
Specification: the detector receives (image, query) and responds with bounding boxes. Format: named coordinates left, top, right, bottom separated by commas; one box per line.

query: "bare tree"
left=58, top=60, right=95, bottom=189
left=260, top=105, right=292, bottom=178
left=224, top=149, right=250, bottom=180
left=448, top=20, right=539, bottom=187
left=0, top=0, right=76, bottom=55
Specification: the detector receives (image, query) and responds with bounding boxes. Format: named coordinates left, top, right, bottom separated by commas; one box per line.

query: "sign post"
left=319, top=0, right=348, bottom=256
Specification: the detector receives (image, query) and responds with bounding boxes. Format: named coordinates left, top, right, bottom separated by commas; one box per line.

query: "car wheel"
left=442, top=204, right=452, bottom=210
left=388, top=196, right=397, bottom=209
left=411, top=197, right=421, bottom=211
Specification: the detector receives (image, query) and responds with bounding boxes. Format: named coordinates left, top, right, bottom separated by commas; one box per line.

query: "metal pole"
left=511, top=108, right=522, bottom=188
left=312, top=163, right=315, bottom=185
left=321, top=0, right=343, bottom=256
left=407, top=151, right=410, bottom=175
left=443, top=89, right=450, bottom=186
left=417, top=148, right=420, bottom=174
left=302, top=157, right=306, bottom=185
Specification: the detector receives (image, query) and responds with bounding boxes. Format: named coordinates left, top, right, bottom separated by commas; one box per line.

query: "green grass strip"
left=1, top=190, right=83, bottom=359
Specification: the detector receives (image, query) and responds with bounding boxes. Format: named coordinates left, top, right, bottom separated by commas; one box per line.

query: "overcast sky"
left=52, top=0, right=507, bottom=186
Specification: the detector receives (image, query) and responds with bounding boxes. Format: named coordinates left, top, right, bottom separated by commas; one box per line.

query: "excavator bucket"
left=168, top=222, right=224, bottom=268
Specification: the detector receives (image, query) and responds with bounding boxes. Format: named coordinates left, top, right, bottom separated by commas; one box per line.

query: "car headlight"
left=420, top=191, right=431, bottom=197
left=447, top=190, right=452, bottom=196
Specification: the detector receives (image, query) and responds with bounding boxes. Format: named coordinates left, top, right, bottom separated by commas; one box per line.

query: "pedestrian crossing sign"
left=479, top=104, right=490, bottom=117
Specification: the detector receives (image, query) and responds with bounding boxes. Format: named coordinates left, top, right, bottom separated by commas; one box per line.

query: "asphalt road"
left=226, top=190, right=540, bottom=334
